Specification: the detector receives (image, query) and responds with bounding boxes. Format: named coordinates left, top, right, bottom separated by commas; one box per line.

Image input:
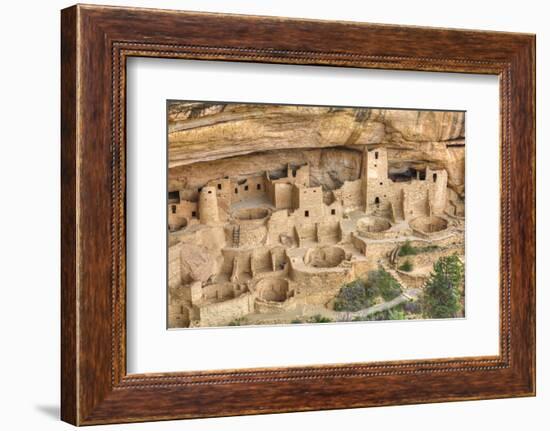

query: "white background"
left=127, top=59, right=500, bottom=373
left=0, top=0, right=547, bottom=430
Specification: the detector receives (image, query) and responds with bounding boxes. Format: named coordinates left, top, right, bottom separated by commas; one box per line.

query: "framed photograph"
left=165, top=101, right=466, bottom=330
left=61, top=4, right=536, bottom=425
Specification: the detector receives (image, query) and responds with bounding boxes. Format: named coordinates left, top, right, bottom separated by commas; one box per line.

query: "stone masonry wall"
left=198, top=293, right=254, bottom=327
left=336, top=179, right=363, bottom=210
left=317, top=220, right=341, bottom=244
left=168, top=242, right=183, bottom=288
left=290, top=270, right=354, bottom=306
left=293, top=185, right=324, bottom=220
left=272, top=183, right=293, bottom=209
left=168, top=199, right=198, bottom=230
left=230, top=175, right=266, bottom=204
left=266, top=210, right=291, bottom=244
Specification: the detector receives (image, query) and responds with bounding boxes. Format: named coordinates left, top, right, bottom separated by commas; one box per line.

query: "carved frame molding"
left=61, top=5, right=535, bottom=425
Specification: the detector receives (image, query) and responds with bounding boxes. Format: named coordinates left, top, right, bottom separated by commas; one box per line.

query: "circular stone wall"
left=234, top=207, right=270, bottom=221
left=356, top=216, right=391, bottom=235
left=410, top=215, right=448, bottom=234
left=256, top=278, right=290, bottom=302
left=304, top=246, right=346, bottom=268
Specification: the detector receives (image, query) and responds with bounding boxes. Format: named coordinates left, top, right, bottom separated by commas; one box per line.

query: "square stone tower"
left=361, top=147, right=391, bottom=213
left=292, top=185, right=323, bottom=219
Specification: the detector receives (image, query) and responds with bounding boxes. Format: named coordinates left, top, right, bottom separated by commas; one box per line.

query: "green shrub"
left=352, top=306, right=406, bottom=322
left=333, top=279, right=373, bottom=311
left=228, top=317, right=246, bottom=326
left=399, top=241, right=440, bottom=256
left=290, top=318, right=303, bottom=324
left=368, top=268, right=402, bottom=301
left=418, top=245, right=440, bottom=253
left=398, top=259, right=413, bottom=272
left=398, top=240, right=417, bottom=256
left=404, top=301, right=422, bottom=314
left=334, top=269, right=402, bottom=312
left=308, top=314, right=333, bottom=323
left=387, top=309, right=407, bottom=320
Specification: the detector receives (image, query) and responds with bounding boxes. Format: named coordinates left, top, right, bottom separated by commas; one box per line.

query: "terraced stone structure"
left=167, top=102, right=465, bottom=328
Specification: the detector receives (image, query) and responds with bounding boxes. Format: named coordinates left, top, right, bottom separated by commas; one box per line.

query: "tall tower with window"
left=362, top=147, right=389, bottom=212
left=198, top=186, right=219, bottom=225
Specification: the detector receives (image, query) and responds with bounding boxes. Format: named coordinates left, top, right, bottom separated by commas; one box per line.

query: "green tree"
left=421, top=254, right=464, bottom=318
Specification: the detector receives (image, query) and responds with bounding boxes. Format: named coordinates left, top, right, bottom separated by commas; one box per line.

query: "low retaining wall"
left=197, top=293, right=254, bottom=327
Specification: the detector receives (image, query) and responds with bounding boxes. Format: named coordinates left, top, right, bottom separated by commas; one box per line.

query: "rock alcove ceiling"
left=168, top=103, right=465, bottom=196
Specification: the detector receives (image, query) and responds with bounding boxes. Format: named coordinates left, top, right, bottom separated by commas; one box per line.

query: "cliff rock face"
left=169, top=147, right=363, bottom=192
left=168, top=102, right=465, bottom=192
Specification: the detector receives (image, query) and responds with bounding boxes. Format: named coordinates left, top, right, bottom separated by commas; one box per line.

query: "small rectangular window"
left=191, top=211, right=196, bottom=217
left=244, top=185, right=249, bottom=191
left=234, top=188, right=238, bottom=194
left=217, top=183, right=222, bottom=190
left=257, top=184, right=261, bottom=190
left=331, top=209, right=336, bottom=215
left=168, top=191, right=180, bottom=201
left=375, top=151, right=379, bottom=160
left=171, top=205, right=176, bottom=214
left=305, top=210, right=309, bottom=217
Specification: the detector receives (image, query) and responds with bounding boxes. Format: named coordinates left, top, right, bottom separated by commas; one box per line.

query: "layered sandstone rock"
left=169, top=147, right=363, bottom=192
left=168, top=102, right=465, bottom=192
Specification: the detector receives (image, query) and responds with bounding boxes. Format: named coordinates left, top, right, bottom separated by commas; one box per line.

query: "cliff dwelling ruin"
left=167, top=102, right=466, bottom=328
